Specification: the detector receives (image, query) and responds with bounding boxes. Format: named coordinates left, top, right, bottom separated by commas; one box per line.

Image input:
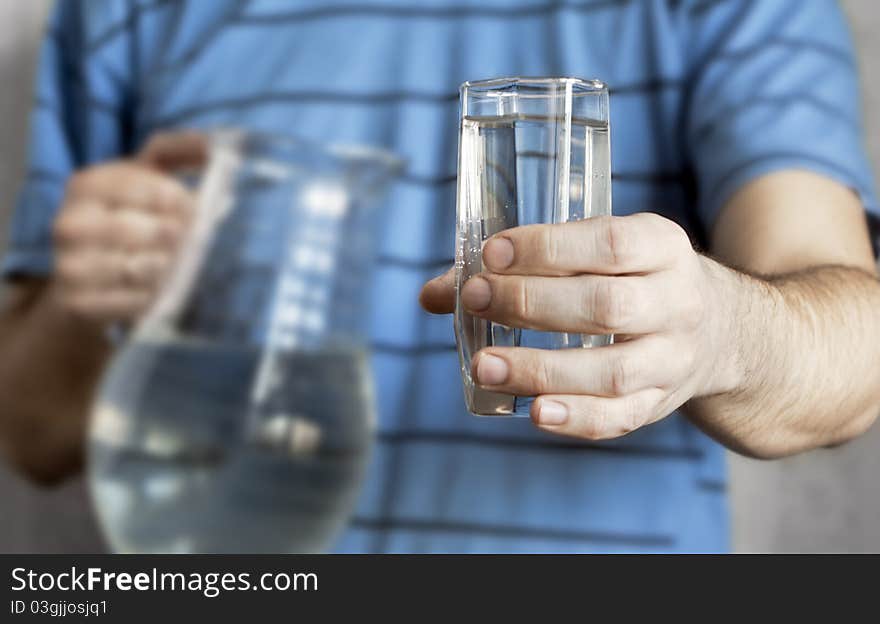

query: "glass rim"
left=210, top=127, right=405, bottom=174
left=460, top=76, right=607, bottom=95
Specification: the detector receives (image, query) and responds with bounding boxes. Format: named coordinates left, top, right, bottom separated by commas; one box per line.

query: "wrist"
left=695, top=256, right=751, bottom=398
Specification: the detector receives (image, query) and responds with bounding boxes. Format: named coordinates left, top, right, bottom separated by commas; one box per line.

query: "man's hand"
left=0, top=131, right=205, bottom=483
left=51, top=131, right=205, bottom=324
left=421, top=171, right=880, bottom=457
left=421, top=213, right=739, bottom=438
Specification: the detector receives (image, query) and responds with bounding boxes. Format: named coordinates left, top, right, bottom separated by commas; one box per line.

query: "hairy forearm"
left=686, top=261, right=880, bottom=458
left=0, top=281, right=110, bottom=483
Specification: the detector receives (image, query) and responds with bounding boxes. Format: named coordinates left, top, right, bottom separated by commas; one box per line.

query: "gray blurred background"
left=0, top=0, right=877, bottom=553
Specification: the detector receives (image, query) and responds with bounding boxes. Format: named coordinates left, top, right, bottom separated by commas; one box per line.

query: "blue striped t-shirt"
left=4, top=0, right=878, bottom=552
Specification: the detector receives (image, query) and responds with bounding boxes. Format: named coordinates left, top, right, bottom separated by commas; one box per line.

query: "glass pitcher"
left=87, top=130, right=401, bottom=553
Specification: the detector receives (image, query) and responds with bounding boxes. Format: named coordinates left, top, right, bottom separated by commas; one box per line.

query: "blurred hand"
left=420, top=213, right=739, bottom=440
left=51, top=131, right=206, bottom=324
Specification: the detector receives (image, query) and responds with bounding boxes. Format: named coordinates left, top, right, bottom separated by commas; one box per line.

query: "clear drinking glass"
left=87, top=130, right=401, bottom=553
left=455, top=77, right=612, bottom=417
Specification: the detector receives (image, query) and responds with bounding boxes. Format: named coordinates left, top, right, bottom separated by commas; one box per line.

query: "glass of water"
left=88, top=130, right=401, bottom=552
left=454, top=77, right=612, bottom=417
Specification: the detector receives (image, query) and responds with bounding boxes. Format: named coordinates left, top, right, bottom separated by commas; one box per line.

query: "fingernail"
left=461, top=276, right=492, bottom=312
left=484, top=237, right=514, bottom=271
left=536, top=399, right=568, bottom=425
left=475, top=353, right=508, bottom=385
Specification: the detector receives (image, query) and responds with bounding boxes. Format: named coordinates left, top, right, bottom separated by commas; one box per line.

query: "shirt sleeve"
left=684, top=0, right=879, bottom=247
left=2, top=0, right=135, bottom=279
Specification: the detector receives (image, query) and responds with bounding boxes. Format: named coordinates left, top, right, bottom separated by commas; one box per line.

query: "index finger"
left=482, top=213, right=689, bottom=276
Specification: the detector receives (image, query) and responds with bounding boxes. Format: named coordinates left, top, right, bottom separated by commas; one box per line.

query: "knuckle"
left=679, top=289, right=705, bottom=329
left=602, top=216, right=631, bottom=268
left=658, top=217, right=694, bottom=261
left=67, top=163, right=142, bottom=204
left=125, top=212, right=163, bottom=246
left=143, top=213, right=169, bottom=241
left=580, top=401, right=609, bottom=440
left=678, top=346, right=698, bottom=379
left=52, top=210, right=92, bottom=247
left=65, top=169, right=96, bottom=196
left=640, top=211, right=668, bottom=229
left=618, top=395, right=648, bottom=435
left=106, top=214, right=131, bottom=243
left=511, top=278, right=533, bottom=324
left=54, top=255, right=80, bottom=283
left=608, top=352, right=637, bottom=396
left=150, top=175, right=187, bottom=210
left=127, top=172, right=161, bottom=204
left=67, top=163, right=124, bottom=195
left=51, top=215, right=76, bottom=245
left=664, top=218, right=691, bottom=248
left=591, top=279, right=633, bottom=332
left=540, top=226, right=560, bottom=268
left=164, top=180, right=191, bottom=211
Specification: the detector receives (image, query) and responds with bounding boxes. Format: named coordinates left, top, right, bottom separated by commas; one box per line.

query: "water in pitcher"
left=456, top=113, right=612, bottom=416
left=88, top=335, right=374, bottom=553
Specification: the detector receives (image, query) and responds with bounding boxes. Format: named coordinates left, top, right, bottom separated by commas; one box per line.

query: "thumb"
left=137, top=130, right=208, bottom=172
left=419, top=267, right=456, bottom=314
